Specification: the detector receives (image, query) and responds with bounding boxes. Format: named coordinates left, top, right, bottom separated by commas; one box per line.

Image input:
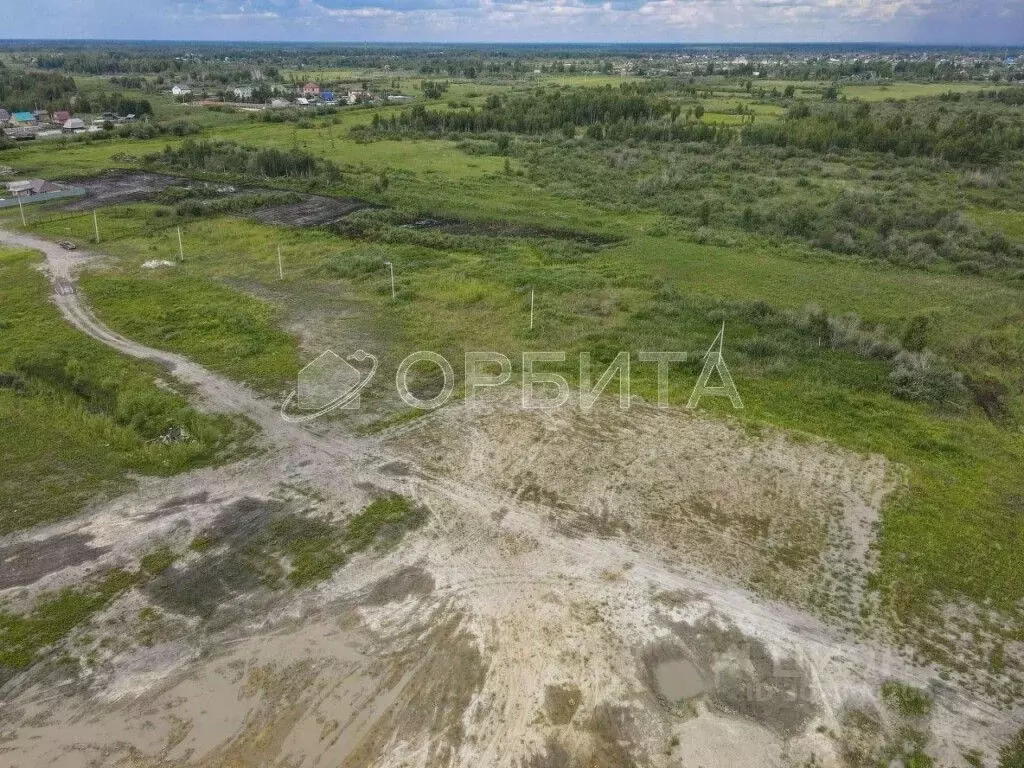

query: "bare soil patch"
left=249, top=195, right=371, bottom=227
left=61, top=171, right=187, bottom=211
left=0, top=533, right=108, bottom=589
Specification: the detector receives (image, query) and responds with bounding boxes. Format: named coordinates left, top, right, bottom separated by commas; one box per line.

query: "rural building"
left=171, top=84, right=191, bottom=96
left=270, top=98, right=290, bottom=108
left=302, top=82, right=321, bottom=97
left=2, top=127, right=36, bottom=141
left=0, top=109, right=9, bottom=124
left=32, top=110, right=49, bottom=123
left=346, top=90, right=371, bottom=105
left=52, top=110, right=70, bottom=124
left=62, top=117, right=86, bottom=132
left=11, top=111, right=35, bottom=124
left=6, top=179, right=60, bottom=196
left=321, top=90, right=335, bottom=103
left=232, top=86, right=253, bottom=100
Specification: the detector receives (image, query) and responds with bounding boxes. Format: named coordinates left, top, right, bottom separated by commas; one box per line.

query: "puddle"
left=654, top=658, right=706, bottom=702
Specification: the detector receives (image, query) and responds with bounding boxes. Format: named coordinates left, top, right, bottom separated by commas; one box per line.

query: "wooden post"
left=93, top=210, right=100, bottom=243
left=177, top=226, right=184, bottom=262
left=278, top=246, right=283, bottom=280
left=530, top=287, right=535, bottom=330
left=17, top=196, right=25, bottom=227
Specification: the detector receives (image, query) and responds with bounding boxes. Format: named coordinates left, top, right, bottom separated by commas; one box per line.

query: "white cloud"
left=2, top=0, right=1020, bottom=42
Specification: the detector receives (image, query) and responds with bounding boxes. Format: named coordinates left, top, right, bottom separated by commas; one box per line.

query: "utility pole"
left=93, top=210, right=100, bottom=243
left=277, top=245, right=283, bottom=280
left=384, top=261, right=395, bottom=299
left=177, top=226, right=184, bottom=262
left=530, top=287, right=535, bottom=330
left=17, top=196, right=25, bottom=227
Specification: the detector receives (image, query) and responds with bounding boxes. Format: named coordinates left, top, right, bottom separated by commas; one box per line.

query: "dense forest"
left=363, top=84, right=1024, bottom=164
left=0, top=65, right=77, bottom=110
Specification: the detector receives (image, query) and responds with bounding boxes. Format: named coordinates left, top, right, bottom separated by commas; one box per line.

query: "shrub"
left=888, top=350, right=967, bottom=406
left=881, top=681, right=932, bottom=718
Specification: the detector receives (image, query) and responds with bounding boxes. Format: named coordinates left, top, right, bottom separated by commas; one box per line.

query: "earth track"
left=0, top=227, right=1016, bottom=768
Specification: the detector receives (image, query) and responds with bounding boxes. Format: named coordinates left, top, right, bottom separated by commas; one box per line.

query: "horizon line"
left=0, top=38, right=1019, bottom=48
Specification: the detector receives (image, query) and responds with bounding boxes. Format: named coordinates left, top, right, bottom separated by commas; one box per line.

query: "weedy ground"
left=1, top=68, right=1023, bottom=766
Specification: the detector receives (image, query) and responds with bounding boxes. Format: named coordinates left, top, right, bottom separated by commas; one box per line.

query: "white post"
left=530, top=287, right=535, bottom=330
left=177, top=226, right=184, bottom=262
left=93, top=210, right=100, bottom=243
left=277, top=245, right=283, bottom=280
left=17, top=196, right=25, bottom=227
left=385, top=261, right=395, bottom=299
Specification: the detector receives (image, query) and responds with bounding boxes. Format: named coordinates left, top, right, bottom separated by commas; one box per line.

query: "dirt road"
left=0, top=228, right=1016, bottom=768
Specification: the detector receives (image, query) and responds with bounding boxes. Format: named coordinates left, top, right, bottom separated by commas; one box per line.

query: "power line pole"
left=93, top=210, right=100, bottom=243
left=177, top=226, right=184, bottom=262
left=17, top=196, right=25, bottom=227
left=277, top=245, right=283, bottom=280
left=384, top=261, right=395, bottom=299
left=530, top=287, right=535, bottom=330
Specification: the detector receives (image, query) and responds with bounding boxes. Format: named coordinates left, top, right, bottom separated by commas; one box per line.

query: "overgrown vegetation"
left=144, top=139, right=342, bottom=184
left=2, top=43, right=1023, bottom=697
left=881, top=681, right=933, bottom=718
left=80, top=270, right=300, bottom=393
left=344, top=494, right=429, bottom=553
left=0, top=248, right=249, bottom=533
left=0, top=65, right=77, bottom=111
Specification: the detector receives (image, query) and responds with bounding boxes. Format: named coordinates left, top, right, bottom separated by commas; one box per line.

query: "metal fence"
left=0, top=187, right=87, bottom=209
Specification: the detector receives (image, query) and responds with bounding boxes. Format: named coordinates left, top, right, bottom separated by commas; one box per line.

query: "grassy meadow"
left=1, top=62, right=1023, bottom=682
left=0, top=247, right=252, bottom=533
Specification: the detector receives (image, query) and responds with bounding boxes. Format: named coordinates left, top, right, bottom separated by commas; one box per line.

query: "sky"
left=3, top=0, right=1022, bottom=45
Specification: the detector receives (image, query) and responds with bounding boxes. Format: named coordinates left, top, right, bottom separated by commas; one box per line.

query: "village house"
left=302, top=82, right=321, bottom=97
left=62, top=117, right=86, bottom=132
left=0, top=109, right=10, bottom=125
left=52, top=110, right=71, bottom=124
left=6, top=179, right=61, bottom=197
left=346, top=89, right=371, bottom=105
left=11, top=111, right=36, bottom=125
left=171, top=84, right=192, bottom=96
left=232, top=86, right=253, bottom=100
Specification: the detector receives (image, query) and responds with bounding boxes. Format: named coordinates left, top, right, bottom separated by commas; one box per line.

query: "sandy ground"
left=0, top=229, right=1020, bottom=767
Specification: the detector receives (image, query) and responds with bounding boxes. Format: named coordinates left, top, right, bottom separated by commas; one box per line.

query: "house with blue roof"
left=322, top=90, right=335, bottom=103
left=11, top=111, right=36, bottom=124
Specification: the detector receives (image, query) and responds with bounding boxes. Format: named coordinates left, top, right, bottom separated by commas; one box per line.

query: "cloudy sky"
left=4, top=0, right=1022, bottom=44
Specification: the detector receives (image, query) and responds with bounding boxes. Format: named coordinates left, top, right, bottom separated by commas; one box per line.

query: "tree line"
left=364, top=84, right=1024, bottom=164
left=742, top=102, right=1024, bottom=163
left=144, top=140, right=341, bottom=183
left=0, top=67, right=77, bottom=111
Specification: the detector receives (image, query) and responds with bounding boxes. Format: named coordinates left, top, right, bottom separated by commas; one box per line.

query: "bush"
left=888, top=350, right=966, bottom=406
left=881, top=680, right=932, bottom=717
left=145, top=139, right=341, bottom=184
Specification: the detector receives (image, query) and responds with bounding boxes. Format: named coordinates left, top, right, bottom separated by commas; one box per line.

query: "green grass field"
left=0, top=247, right=251, bottom=533
left=2, top=67, right=1024, bottom=678
left=841, top=81, right=1003, bottom=101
